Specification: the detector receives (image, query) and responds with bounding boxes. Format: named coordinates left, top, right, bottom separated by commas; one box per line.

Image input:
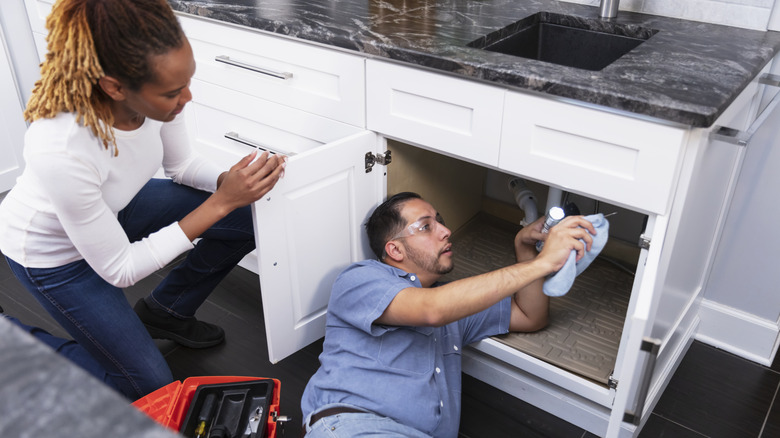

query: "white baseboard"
left=695, top=299, right=779, bottom=366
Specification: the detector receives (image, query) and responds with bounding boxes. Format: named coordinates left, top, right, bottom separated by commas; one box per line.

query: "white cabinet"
left=364, top=58, right=766, bottom=437
left=21, top=0, right=50, bottom=61
left=0, top=24, right=27, bottom=193
left=178, top=15, right=381, bottom=363
left=698, top=70, right=780, bottom=360
left=180, top=15, right=769, bottom=437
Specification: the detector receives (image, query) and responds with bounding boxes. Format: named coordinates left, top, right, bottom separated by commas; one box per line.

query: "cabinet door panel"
left=366, top=60, right=504, bottom=167
left=500, top=91, right=686, bottom=215
left=254, top=131, right=380, bottom=363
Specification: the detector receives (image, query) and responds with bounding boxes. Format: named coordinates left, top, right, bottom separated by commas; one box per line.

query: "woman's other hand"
left=214, top=151, right=287, bottom=211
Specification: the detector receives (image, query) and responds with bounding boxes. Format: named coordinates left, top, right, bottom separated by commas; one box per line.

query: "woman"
left=0, top=0, right=286, bottom=400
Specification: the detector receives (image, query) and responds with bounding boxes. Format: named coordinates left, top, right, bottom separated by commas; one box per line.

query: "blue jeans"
left=304, top=404, right=433, bottom=438
left=5, top=179, right=255, bottom=400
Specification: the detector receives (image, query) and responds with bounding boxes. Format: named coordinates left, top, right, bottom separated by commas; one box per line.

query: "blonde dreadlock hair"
left=24, top=0, right=185, bottom=155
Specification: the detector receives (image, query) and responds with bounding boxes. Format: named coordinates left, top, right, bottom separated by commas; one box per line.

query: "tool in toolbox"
left=132, top=376, right=290, bottom=438
left=244, top=406, right=263, bottom=437
left=194, top=393, right=217, bottom=438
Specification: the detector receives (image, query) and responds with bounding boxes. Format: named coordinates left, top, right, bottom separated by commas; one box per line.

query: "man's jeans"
left=5, top=179, right=255, bottom=400
left=303, top=404, right=433, bottom=438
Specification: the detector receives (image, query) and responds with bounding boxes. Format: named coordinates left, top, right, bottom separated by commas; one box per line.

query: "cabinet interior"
left=387, top=140, right=645, bottom=386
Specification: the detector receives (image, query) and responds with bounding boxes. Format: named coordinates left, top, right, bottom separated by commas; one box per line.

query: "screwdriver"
left=194, top=393, right=217, bottom=438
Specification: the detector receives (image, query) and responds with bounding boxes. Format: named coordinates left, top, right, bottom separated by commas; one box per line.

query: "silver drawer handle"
left=710, top=74, right=780, bottom=147
left=224, top=131, right=293, bottom=156
left=215, top=55, right=293, bottom=80
left=758, top=72, right=780, bottom=87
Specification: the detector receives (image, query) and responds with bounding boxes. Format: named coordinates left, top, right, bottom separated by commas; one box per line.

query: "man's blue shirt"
left=301, top=260, right=511, bottom=438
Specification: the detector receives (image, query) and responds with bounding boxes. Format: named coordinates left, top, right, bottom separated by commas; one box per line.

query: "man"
left=301, top=192, right=596, bottom=437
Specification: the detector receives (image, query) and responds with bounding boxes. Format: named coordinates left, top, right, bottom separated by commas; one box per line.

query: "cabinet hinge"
left=608, top=375, right=618, bottom=389
left=638, top=234, right=651, bottom=250
left=365, top=151, right=392, bottom=173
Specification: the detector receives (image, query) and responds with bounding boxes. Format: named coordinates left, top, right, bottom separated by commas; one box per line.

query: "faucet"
left=599, top=0, right=619, bottom=18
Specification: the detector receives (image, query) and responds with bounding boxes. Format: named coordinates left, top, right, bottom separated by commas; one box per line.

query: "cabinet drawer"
left=186, top=79, right=364, bottom=168
left=366, top=60, right=505, bottom=167
left=499, top=92, right=687, bottom=214
left=179, top=15, right=365, bottom=127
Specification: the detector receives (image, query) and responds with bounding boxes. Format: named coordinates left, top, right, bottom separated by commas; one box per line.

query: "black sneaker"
left=134, top=299, right=225, bottom=349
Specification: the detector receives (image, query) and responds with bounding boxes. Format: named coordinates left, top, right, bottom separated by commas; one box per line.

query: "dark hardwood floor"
left=2, top=255, right=780, bottom=438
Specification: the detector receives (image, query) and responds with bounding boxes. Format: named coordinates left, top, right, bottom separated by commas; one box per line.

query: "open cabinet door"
left=253, top=130, right=381, bottom=363
left=606, top=215, right=670, bottom=438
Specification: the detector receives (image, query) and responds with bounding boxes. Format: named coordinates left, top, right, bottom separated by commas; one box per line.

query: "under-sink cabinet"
left=159, top=13, right=780, bottom=438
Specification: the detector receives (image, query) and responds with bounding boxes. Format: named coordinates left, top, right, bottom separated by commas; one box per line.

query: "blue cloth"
left=4, top=179, right=255, bottom=399
left=301, top=260, right=512, bottom=438
left=542, top=213, right=609, bottom=297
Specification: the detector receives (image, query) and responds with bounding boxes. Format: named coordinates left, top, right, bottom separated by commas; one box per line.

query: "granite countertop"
left=0, top=317, right=179, bottom=438
left=167, top=0, right=780, bottom=127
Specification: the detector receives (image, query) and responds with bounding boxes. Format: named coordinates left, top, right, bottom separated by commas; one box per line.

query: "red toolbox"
left=133, top=376, right=283, bottom=437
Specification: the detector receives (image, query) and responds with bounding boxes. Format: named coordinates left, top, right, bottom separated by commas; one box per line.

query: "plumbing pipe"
left=599, top=0, right=619, bottom=18
left=508, top=178, right=539, bottom=226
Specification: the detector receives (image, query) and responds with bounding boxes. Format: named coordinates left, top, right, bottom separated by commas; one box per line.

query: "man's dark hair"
left=365, top=192, right=422, bottom=260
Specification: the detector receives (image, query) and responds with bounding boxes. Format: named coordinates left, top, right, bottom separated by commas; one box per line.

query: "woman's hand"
left=178, top=151, right=288, bottom=242
left=213, top=151, right=287, bottom=211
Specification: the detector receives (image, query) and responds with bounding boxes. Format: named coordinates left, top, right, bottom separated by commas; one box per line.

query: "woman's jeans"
left=5, top=179, right=255, bottom=400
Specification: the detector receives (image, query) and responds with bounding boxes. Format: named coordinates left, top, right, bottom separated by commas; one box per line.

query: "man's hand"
left=514, top=216, right=546, bottom=261
left=533, top=215, right=596, bottom=275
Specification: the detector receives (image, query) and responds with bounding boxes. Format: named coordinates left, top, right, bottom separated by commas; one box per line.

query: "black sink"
left=467, top=12, right=658, bottom=71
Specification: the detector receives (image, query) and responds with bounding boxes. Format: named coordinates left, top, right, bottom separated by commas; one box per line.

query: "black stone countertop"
left=168, top=0, right=780, bottom=127
left=0, top=317, right=180, bottom=438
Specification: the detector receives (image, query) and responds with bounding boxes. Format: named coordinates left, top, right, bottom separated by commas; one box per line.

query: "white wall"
left=564, top=0, right=779, bottom=30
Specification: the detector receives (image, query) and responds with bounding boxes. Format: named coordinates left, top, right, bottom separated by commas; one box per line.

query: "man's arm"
left=376, top=216, right=595, bottom=328
left=506, top=218, right=549, bottom=331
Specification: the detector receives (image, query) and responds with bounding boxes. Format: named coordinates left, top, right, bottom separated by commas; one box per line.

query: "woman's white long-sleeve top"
left=0, top=112, right=224, bottom=287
